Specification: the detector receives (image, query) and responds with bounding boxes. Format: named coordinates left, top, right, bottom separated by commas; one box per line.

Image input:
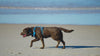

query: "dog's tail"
left=58, top=27, right=74, bottom=33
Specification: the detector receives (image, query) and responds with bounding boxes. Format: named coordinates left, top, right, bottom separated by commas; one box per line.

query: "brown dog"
left=21, top=27, right=74, bottom=49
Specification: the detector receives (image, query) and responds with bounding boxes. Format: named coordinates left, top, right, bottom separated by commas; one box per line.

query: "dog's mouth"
left=21, top=32, right=27, bottom=38
left=23, top=34, right=27, bottom=37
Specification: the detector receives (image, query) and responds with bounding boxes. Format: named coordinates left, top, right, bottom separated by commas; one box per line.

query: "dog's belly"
left=43, top=34, right=51, bottom=38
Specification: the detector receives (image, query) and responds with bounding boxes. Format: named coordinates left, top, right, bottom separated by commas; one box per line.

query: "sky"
left=0, top=0, right=100, bottom=25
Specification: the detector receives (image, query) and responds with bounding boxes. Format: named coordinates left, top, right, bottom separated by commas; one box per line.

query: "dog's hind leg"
left=56, top=40, right=60, bottom=48
left=61, top=40, right=65, bottom=49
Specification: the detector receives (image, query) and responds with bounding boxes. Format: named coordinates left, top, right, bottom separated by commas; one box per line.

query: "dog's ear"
left=23, top=27, right=30, bottom=31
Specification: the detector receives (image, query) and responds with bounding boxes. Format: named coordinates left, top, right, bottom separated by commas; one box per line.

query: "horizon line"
left=1, top=6, right=100, bottom=10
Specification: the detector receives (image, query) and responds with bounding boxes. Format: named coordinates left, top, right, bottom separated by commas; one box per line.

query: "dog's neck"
left=31, top=26, right=44, bottom=39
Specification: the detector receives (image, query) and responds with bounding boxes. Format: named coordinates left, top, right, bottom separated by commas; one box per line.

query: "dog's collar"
left=33, top=26, right=44, bottom=39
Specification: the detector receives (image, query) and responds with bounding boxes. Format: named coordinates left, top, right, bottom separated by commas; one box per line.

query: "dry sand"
left=0, top=24, right=100, bottom=56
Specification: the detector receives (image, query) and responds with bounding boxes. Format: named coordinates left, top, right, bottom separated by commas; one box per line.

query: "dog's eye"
left=23, top=30, right=27, bottom=33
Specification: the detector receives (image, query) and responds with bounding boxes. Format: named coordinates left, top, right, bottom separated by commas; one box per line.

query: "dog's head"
left=20, top=27, right=32, bottom=38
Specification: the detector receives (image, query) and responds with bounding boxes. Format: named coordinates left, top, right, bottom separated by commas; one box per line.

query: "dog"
left=20, top=26, right=74, bottom=49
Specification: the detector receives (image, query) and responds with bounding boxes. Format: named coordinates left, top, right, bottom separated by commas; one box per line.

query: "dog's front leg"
left=30, top=39, right=39, bottom=48
left=40, top=37, right=45, bottom=49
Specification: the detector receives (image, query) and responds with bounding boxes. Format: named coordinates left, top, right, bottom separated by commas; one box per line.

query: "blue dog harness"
left=33, top=26, right=44, bottom=39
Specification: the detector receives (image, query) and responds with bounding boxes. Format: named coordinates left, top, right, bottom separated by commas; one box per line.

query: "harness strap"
left=40, top=27, right=44, bottom=35
left=33, top=26, right=44, bottom=39
left=33, top=27, right=36, bottom=37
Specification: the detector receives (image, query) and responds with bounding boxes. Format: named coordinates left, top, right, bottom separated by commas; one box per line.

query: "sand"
left=0, top=24, right=100, bottom=56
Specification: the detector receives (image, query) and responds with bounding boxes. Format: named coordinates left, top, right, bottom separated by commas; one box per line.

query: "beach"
left=0, top=24, right=100, bottom=56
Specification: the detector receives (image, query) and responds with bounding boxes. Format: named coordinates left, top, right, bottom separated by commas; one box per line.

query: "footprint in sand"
left=8, top=50, right=22, bottom=56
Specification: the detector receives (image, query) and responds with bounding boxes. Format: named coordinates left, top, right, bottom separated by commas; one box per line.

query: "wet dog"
left=21, top=27, right=74, bottom=49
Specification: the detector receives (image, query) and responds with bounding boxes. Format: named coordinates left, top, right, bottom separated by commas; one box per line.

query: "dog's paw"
left=62, top=47, right=65, bottom=49
left=56, top=46, right=58, bottom=48
left=30, top=45, right=32, bottom=48
left=40, top=47, right=44, bottom=49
